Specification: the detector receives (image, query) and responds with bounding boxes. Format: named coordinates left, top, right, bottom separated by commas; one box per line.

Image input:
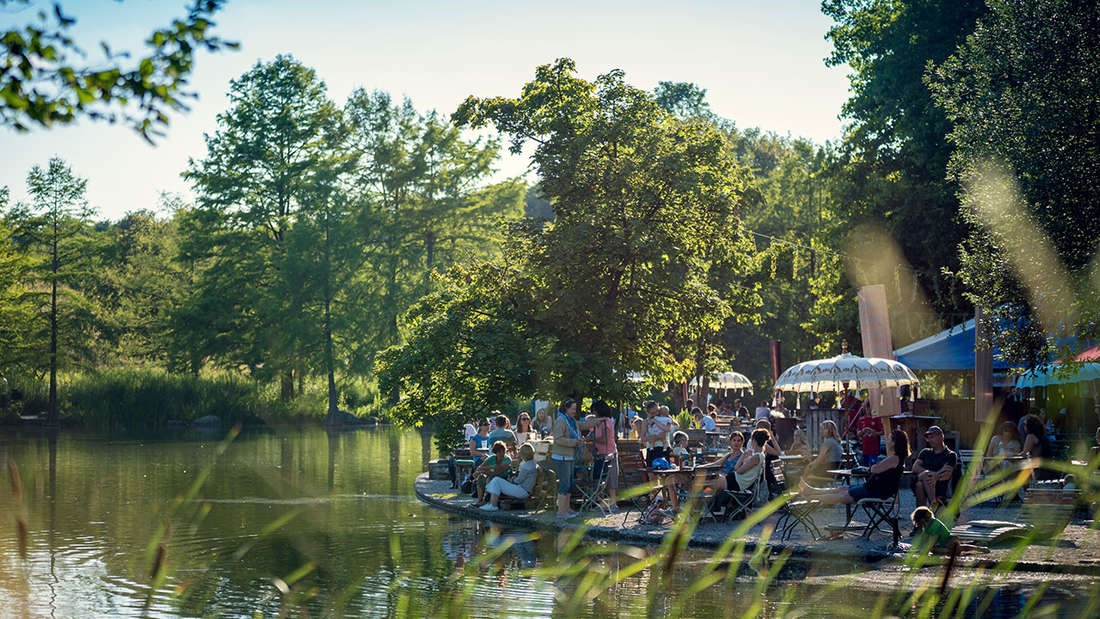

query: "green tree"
left=929, top=0, right=1100, bottom=365
left=182, top=55, right=341, bottom=398
left=1, top=0, right=237, bottom=141
left=343, top=91, right=523, bottom=370
left=822, top=0, right=986, bottom=327
left=8, top=157, right=96, bottom=423
left=90, top=199, right=192, bottom=366
left=0, top=187, right=39, bottom=377
left=453, top=59, right=759, bottom=398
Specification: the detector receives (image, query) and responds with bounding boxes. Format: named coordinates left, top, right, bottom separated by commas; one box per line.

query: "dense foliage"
left=0, top=0, right=236, bottom=141
left=930, top=0, right=1100, bottom=366
left=2, top=1, right=1097, bottom=429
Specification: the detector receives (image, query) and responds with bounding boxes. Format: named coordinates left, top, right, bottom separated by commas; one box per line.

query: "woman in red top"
left=591, top=399, right=620, bottom=511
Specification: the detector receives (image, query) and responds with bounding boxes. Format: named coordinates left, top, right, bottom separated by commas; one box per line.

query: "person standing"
left=857, top=410, right=884, bottom=467
left=550, top=398, right=596, bottom=518
left=590, top=399, right=620, bottom=510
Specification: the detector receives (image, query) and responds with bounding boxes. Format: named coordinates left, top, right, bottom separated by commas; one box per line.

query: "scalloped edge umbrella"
left=773, top=352, right=920, bottom=393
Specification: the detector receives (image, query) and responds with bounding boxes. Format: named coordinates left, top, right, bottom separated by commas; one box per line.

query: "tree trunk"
left=323, top=213, right=338, bottom=417
left=280, top=368, right=295, bottom=402
left=47, top=228, right=58, bottom=426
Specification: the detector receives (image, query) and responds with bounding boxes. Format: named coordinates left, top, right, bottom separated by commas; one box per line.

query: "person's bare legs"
left=798, top=479, right=854, bottom=504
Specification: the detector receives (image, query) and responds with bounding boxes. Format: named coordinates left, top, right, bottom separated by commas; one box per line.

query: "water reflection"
left=0, top=427, right=1091, bottom=618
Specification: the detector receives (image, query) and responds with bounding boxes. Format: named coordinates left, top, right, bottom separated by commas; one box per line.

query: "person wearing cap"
left=911, top=426, right=958, bottom=509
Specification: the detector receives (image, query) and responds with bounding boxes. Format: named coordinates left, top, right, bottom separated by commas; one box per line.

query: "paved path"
left=415, top=474, right=1100, bottom=574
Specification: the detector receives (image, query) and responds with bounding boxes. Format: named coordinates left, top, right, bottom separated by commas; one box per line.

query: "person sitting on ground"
left=983, top=421, right=1022, bottom=474
left=480, top=443, right=538, bottom=511
left=799, top=429, right=909, bottom=505
left=473, top=441, right=512, bottom=506
left=487, top=413, right=518, bottom=451
left=789, top=427, right=810, bottom=454
left=807, top=420, right=843, bottom=480
left=912, top=426, right=958, bottom=509
left=910, top=506, right=987, bottom=555
left=699, top=406, right=717, bottom=432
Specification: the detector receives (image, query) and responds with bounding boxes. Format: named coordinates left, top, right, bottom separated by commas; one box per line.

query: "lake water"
left=0, top=427, right=1090, bottom=617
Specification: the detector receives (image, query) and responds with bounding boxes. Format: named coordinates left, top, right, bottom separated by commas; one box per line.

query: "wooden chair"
left=498, top=461, right=559, bottom=511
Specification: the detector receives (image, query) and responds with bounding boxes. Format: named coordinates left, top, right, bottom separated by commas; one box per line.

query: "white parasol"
left=773, top=353, right=920, bottom=393
left=690, top=371, right=754, bottom=393
left=1015, top=363, right=1100, bottom=388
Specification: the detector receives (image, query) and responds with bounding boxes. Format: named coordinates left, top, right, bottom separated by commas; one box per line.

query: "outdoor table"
left=647, top=466, right=698, bottom=505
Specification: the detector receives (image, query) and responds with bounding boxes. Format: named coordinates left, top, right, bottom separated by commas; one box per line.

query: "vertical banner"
left=858, top=285, right=900, bottom=417
left=975, top=306, right=994, bottom=422
left=769, top=340, right=782, bottom=405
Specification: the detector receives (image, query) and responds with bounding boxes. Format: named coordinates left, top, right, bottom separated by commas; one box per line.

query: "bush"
left=62, top=369, right=268, bottom=431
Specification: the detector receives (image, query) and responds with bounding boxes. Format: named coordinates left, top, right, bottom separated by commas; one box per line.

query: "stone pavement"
left=415, top=474, right=1100, bottom=574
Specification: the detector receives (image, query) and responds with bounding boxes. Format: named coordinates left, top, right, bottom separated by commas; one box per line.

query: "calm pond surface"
left=0, top=427, right=1089, bottom=617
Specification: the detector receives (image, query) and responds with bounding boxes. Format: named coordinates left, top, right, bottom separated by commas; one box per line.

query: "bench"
left=1021, top=487, right=1081, bottom=537
left=498, top=461, right=559, bottom=511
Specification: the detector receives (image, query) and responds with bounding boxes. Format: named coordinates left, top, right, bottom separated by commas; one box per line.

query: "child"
left=910, top=506, right=987, bottom=555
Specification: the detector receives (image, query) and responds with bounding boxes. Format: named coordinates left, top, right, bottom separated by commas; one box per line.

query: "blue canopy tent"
left=893, top=318, right=1012, bottom=372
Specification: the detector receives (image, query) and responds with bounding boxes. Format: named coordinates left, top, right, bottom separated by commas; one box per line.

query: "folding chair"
left=575, top=454, right=614, bottom=516
left=841, top=490, right=901, bottom=545
left=770, top=460, right=823, bottom=541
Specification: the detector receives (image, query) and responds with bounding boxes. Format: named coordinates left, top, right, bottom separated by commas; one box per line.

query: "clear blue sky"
left=1, top=0, right=852, bottom=220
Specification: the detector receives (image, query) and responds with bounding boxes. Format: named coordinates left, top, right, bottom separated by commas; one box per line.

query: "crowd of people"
left=451, top=393, right=1095, bottom=550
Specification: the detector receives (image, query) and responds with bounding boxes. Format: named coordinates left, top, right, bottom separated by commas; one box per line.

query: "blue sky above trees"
left=0, top=0, right=849, bottom=219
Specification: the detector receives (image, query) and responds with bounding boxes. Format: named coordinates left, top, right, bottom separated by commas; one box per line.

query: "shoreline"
left=414, top=473, right=1100, bottom=576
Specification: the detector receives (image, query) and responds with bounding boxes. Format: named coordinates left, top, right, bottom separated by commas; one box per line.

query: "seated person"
left=799, top=429, right=909, bottom=504
left=910, top=506, right=986, bottom=555
left=473, top=441, right=512, bottom=506
left=487, top=413, right=518, bottom=454
left=1019, top=414, right=1057, bottom=480
left=983, top=421, right=1022, bottom=474
left=788, top=427, right=810, bottom=454
left=663, top=432, right=694, bottom=511
left=699, top=430, right=746, bottom=493
left=480, top=443, right=538, bottom=511
left=469, top=419, right=492, bottom=465
left=912, top=426, right=958, bottom=508
left=806, top=420, right=843, bottom=480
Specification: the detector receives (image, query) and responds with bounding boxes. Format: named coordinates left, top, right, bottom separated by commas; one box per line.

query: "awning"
left=893, top=319, right=1011, bottom=371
